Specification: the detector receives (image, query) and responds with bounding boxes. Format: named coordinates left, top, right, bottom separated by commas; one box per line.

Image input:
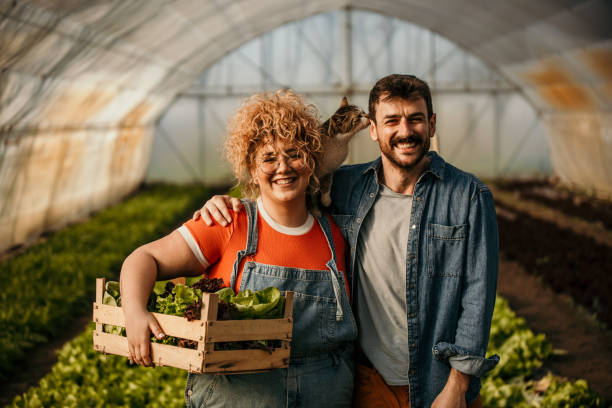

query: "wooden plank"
left=95, top=278, right=105, bottom=334
left=201, top=293, right=219, bottom=321
left=202, top=348, right=291, bottom=373
left=93, top=331, right=204, bottom=373
left=201, top=293, right=218, bottom=355
left=93, top=303, right=205, bottom=342
left=282, top=291, right=294, bottom=350
left=206, top=319, right=292, bottom=342
left=284, top=291, right=294, bottom=319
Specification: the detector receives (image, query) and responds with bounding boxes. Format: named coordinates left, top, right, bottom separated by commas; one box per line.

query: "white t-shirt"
left=356, top=184, right=413, bottom=385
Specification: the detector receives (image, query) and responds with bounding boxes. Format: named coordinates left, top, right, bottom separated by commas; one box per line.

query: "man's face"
left=370, top=96, right=436, bottom=172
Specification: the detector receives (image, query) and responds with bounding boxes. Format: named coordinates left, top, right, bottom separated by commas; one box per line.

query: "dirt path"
left=497, top=256, right=612, bottom=401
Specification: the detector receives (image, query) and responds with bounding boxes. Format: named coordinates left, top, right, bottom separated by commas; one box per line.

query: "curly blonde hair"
left=225, top=90, right=323, bottom=200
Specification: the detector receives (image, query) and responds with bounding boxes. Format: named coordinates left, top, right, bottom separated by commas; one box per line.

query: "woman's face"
left=252, top=140, right=312, bottom=206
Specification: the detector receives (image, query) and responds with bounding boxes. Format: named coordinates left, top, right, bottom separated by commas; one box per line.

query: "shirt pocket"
left=426, top=223, right=467, bottom=278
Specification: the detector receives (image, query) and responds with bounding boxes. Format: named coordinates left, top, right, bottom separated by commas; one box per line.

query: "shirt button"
left=409, top=254, right=415, bottom=260
left=409, top=283, right=415, bottom=289
left=187, top=389, right=193, bottom=396
left=411, top=343, right=416, bottom=348
left=410, top=313, right=415, bottom=318
left=416, top=196, right=422, bottom=201
left=411, top=224, right=416, bottom=229
left=356, top=218, right=361, bottom=223
left=411, top=370, right=416, bottom=376
left=369, top=193, right=375, bottom=198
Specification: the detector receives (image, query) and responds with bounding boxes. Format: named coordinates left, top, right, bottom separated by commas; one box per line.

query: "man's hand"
left=192, top=195, right=243, bottom=226
left=431, top=368, right=470, bottom=408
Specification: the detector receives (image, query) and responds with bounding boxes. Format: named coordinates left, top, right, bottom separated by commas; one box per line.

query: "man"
left=197, top=74, right=499, bottom=407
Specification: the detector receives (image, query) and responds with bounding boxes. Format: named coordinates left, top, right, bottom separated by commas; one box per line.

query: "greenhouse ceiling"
left=1, top=0, right=611, bottom=252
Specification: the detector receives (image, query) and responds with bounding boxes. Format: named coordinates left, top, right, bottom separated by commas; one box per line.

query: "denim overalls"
left=185, top=200, right=358, bottom=408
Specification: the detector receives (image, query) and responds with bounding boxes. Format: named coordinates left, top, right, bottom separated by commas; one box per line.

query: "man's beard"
left=380, top=132, right=431, bottom=171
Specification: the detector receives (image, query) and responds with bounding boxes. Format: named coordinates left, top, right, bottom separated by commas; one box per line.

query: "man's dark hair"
left=368, top=74, right=434, bottom=122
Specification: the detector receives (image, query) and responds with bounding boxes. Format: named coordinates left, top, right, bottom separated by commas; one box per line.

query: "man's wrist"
left=446, top=368, right=470, bottom=393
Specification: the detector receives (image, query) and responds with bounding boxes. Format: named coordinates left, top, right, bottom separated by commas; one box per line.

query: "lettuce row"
left=481, top=297, right=604, bottom=407
left=0, top=183, right=211, bottom=380
left=11, top=295, right=605, bottom=407
left=10, top=323, right=186, bottom=408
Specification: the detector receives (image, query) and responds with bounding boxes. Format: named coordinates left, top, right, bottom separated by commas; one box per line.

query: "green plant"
left=486, top=297, right=552, bottom=380
left=0, top=184, right=211, bottom=380
left=481, top=298, right=605, bottom=407
left=10, top=323, right=186, bottom=408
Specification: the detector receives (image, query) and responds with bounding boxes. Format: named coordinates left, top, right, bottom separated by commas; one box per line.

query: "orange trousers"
left=353, top=362, right=483, bottom=408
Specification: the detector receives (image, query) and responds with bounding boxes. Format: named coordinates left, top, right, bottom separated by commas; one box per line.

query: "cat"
left=313, top=97, right=369, bottom=215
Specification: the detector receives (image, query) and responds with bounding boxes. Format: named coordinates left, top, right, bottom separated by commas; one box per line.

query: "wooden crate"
left=92, top=278, right=293, bottom=374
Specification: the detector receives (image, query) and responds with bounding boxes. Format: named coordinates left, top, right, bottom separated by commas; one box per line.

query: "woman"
left=120, top=90, right=357, bottom=407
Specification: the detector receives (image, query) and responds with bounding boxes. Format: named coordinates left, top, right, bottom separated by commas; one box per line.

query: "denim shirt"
left=329, top=151, right=500, bottom=407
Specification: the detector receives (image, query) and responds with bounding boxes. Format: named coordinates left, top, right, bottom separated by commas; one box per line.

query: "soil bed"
left=495, top=200, right=612, bottom=327
left=493, top=180, right=612, bottom=402
left=497, top=257, right=612, bottom=402
left=495, top=179, right=612, bottom=230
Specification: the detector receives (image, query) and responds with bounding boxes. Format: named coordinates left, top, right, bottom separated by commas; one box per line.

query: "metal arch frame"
left=162, top=8, right=532, bottom=183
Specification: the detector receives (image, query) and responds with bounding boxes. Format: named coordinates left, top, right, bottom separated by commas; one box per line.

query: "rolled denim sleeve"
left=433, top=187, right=500, bottom=377
left=433, top=342, right=500, bottom=377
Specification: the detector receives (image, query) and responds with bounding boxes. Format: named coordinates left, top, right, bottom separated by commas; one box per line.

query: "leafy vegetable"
left=486, top=297, right=552, bottom=380
left=540, top=373, right=603, bottom=407
left=10, top=323, right=186, bottom=408
left=11, top=292, right=606, bottom=407
left=481, top=298, right=605, bottom=407
left=0, top=183, right=212, bottom=380
left=155, top=284, right=202, bottom=317
left=102, top=279, right=285, bottom=350
left=214, top=287, right=282, bottom=319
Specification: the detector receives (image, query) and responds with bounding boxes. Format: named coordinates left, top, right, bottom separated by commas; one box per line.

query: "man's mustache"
left=391, top=135, right=422, bottom=145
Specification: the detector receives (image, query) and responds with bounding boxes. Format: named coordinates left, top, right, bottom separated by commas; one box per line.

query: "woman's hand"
left=124, top=308, right=165, bottom=367
left=192, top=195, right=243, bottom=226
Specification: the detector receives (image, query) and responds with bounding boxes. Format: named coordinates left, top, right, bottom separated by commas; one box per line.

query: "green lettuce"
left=215, top=287, right=282, bottom=319
left=102, top=282, right=124, bottom=336
left=155, top=285, right=202, bottom=317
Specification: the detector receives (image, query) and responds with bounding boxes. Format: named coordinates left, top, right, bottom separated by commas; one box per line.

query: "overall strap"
left=317, top=213, right=344, bottom=321
left=229, top=200, right=259, bottom=289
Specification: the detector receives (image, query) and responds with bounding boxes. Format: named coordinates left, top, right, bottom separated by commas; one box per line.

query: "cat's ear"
left=340, top=96, right=349, bottom=107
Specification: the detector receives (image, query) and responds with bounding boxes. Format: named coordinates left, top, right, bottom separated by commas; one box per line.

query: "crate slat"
left=95, top=278, right=105, bottom=333
left=205, top=319, right=292, bottom=342
left=93, top=331, right=204, bottom=373
left=282, top=291, right=294, bottom=350
left=202, top=347, right=291, bottom=373
left=284, top=291, right=294, bottom=318
left=201, top=293, right=218, bottom=355
left=93, top=303, right=205, bottom=342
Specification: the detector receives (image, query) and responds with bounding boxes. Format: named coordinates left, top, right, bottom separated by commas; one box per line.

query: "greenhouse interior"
left=1, top=0, right=611, bottom=406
